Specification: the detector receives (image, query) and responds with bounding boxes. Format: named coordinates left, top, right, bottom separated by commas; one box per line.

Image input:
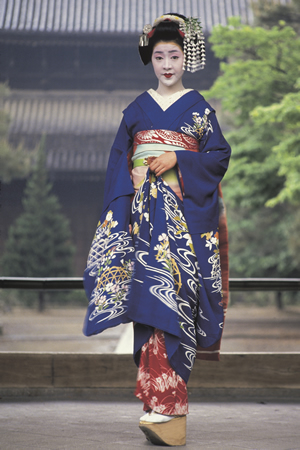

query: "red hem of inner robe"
left=135, top=328, right=188, bottom=416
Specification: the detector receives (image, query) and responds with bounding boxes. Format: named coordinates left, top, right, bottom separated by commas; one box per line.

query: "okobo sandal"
left=139, top=412, right=186, bottom=446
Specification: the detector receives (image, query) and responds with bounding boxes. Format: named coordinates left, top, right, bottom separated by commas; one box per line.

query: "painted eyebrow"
left=153, top=49, right=181, bottom=55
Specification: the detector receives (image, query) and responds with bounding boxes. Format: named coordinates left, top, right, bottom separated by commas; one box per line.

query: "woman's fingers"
left=153, top=166, right=164, bottom=177
left=150, top=159, right=164, bottom=176
left=149, top=152, right=177, bottom=175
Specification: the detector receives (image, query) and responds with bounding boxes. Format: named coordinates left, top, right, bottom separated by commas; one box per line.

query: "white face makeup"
left=151, top=42, right=185, bottom=95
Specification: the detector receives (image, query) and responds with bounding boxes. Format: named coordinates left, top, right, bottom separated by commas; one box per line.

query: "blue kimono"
left=83, top=90, right=231, bottom=383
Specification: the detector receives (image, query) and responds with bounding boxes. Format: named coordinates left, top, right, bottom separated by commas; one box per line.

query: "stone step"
left=0, top=352, right=299, bottom=391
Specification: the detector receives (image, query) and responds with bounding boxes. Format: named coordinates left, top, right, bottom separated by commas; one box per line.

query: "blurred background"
left=0, top=0, right=299, bottom=353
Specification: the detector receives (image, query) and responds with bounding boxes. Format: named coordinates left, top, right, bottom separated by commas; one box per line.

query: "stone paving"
left=0, top=400, right=299, bottom=449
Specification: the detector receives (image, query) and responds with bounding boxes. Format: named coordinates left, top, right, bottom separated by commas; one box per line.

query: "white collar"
left=147, top=88, right=193, bottom=111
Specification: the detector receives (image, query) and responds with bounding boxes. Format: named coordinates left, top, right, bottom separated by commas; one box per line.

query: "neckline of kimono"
left=147, top=88, right=194, bottom=112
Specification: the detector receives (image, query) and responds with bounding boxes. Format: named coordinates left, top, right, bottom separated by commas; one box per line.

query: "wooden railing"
left=0, top=277, right=300, bottom=291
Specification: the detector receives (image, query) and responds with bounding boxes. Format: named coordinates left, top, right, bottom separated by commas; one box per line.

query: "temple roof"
left=5, top=89, right=139, bottom=135
left=4, top=89, right=141, bottom=175
left=0, top=0, right=290, bottom=36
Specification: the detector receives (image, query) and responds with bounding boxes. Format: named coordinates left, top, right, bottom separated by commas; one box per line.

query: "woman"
left=83, top=13, right=230, bottom=446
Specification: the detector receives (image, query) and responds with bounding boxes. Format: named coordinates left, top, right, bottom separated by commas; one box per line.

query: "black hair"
left=139, top=13, right=186, bottom=65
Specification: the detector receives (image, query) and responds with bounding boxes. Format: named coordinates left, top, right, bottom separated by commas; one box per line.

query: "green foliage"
left=207, top=18, right=300, bottom=122
left=204, top=19, right=300, bottom=278
left=1, top=138, right=75, bottom=281
left=223, top=123, right=285, bottom=209
left=251, top=81, right=300, bottom=206
left=205, top=18, right=300, bottom=209
left=253, top=0, right=300, bottom=33
left=0, top=83, right=37, bottom=183
left=226, top=204, right=299, bottom=277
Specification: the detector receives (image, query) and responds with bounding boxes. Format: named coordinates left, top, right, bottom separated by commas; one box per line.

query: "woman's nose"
left=163, top=57, right=171, bottom=69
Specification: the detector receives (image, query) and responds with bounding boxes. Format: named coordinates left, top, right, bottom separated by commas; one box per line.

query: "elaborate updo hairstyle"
left=139, top=13, right=206, bottom=72
left=139, top=13, right=186, bottom=66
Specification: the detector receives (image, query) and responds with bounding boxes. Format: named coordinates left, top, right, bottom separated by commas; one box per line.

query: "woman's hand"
left=149, top=152, right=177, bottom=177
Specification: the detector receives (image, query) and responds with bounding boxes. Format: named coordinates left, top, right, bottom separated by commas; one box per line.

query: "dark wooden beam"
left=0, top=277, right=299, bottom=291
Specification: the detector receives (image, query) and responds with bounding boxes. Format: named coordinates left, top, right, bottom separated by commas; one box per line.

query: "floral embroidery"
left=88, top=210, right=119, bottom=279
left=201, top=230, right=222, bottom=295
left=173, top=210, right=195, bottom=253
left=98, top=210, right=118, bottom=237
left=150, top=182, right=157, bottom=198
left=154, top=233, right=172, bottom=273
left=181, top=108, right=213, bottom=140
left=86, top=210, right=135, bottom=314
left=182, top=233, right=195, bottom=253
left=133, top=221, right=139, bottom=234
left=95, top=259, right=134, bottom=311
left=201, top=230, right=219, bottom=251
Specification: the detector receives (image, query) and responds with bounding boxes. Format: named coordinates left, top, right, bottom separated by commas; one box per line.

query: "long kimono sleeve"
left=82, top=116, right=135, bottom=334
left=175, top=111, right=231, bottom=233
left=101, top=117, right=135, bottom=215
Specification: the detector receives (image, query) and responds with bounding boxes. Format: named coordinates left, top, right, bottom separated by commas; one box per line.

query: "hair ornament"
left=153, top=14, right=186, bottom=27
left=139, top=14, right=206, bottom=72
left=179, top=17, right=206, bottom=72
left=139, top=24, right=152, bottom=46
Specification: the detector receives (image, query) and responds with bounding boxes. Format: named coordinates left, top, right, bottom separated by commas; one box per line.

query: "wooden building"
left=0, top=0, right=291, bottom=275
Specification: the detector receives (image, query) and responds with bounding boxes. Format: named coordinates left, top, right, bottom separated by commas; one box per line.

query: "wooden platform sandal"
left=139, top=412, right=186, bottom=446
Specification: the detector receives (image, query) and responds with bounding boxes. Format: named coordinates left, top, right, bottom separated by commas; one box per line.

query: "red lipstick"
left=164, top=73, right=173, bottom=78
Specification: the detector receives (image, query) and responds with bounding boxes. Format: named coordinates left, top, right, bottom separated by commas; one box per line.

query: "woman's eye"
left=172, top=56, right=179, bottom=60
left=155, top=56, right=163, bottom=60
